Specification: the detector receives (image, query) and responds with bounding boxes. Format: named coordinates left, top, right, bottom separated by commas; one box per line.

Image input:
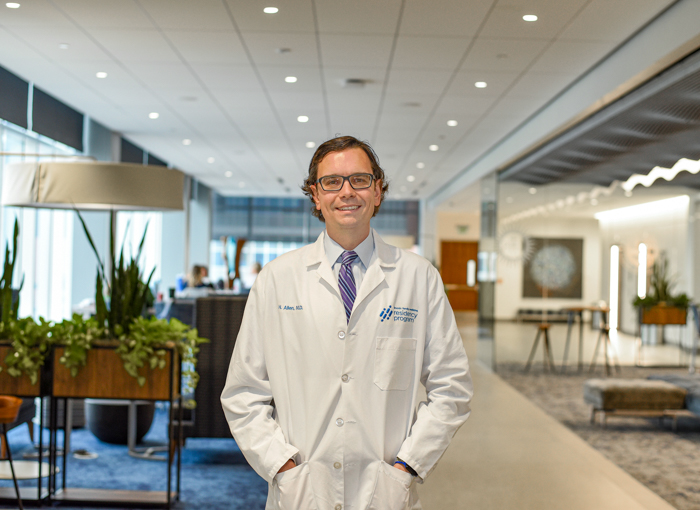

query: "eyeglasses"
left=315, top=173, right=375, bottom=191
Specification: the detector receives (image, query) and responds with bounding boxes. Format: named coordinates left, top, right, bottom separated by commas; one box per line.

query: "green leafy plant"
left=633, top=254, right=691, bottom=309
left=0, top=218, right=23, bottom=325
left=52, top=314, right=104, bottom=377
left=74, top=211, right=208, bottom=392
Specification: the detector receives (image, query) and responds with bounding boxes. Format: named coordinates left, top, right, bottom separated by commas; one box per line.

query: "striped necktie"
left=339, top=251, right=358, bottom=323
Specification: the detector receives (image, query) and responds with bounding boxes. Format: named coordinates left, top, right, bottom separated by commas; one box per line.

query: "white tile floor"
left=416, top=313, right=679, bottom=510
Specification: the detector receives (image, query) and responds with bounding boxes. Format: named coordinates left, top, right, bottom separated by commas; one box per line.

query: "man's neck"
left=326, top=227, right=370, bottom=251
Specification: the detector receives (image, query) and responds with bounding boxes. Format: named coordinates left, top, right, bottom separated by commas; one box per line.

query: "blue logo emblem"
left=380, top=305, right=393, bottom=322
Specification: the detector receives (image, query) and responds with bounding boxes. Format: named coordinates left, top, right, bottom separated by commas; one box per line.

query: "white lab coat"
left=221, top=230, right=473, bottom=510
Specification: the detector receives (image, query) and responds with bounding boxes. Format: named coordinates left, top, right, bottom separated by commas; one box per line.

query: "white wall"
left=495, top=217, right=602, bottom=320
left=435, top=211, right=480, bottom=266
left=188, top=182, right=211, bottom=269
left=598, top=196, right=690, bottom=337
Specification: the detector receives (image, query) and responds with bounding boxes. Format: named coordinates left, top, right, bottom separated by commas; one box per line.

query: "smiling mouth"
left=337, top=206, right=360, bottom=211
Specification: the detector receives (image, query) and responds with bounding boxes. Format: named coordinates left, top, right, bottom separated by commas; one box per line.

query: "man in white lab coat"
left=221, top=136, right=473, bottom=510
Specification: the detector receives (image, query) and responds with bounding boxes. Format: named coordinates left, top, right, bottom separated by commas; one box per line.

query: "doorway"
left=440, top=241, right=479, bottom=311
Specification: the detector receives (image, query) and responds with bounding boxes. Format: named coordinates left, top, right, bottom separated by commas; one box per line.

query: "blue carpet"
left=0, top=404, right=268, bottom=509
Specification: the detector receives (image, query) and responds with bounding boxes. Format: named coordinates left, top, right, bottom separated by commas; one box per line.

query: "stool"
left=589, top=325, right=621, bottom=376
left=0, top=396, right=24, bottom=510
left=525, top=323, right=556, bottom=372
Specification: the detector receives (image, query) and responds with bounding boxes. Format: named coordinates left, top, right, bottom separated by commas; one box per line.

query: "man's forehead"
left=317, top=148, right=372, bottom=175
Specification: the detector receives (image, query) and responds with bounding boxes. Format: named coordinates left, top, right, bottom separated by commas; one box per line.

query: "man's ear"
left=310, top=184, right=321, bottom=210
left=373, top=179, right=382, bottom=207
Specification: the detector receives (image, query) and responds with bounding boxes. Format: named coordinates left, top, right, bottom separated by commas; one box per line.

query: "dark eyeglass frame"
left=315, top=173, right=375, bottom=191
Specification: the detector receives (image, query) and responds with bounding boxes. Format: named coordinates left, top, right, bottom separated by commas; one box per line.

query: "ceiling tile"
left=315, top=0, right=402, bottom=35
left=527, top=40, right=616, bottom=75
left=242, top=32, right=318, bottom=66
left=391, top=36, right=469, bottom=71
left=400, top=0, right=491, bottom=37
left=479, top=2, right=589, bottom=40
left=386, top=68, right=453, bottom=95
left=164, top=30, right=248, bottom=65
left=225, top=0, right=315, bottom=33
left=319, top=34, right=394, bottom=68
left=127, top=62, right=201, bottom=89
left=138, top=0, right=234, bottom=30
left=88, top=29, right=180, bottom=63
left=1, top=0, right=73, bottom=27
left=460, top=37, right=550, bottom=73
left=190, top=63, right=260, bottom=90
left=59, top=0, right=153, bottom=29
left=506, top=72, right=578, bottom=99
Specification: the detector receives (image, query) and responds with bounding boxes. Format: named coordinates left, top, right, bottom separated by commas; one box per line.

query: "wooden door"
left=441, top=241, right=479, bottom=311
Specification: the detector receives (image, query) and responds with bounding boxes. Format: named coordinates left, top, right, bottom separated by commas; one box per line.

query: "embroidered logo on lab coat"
left=380, top=306, right=418, bottom=323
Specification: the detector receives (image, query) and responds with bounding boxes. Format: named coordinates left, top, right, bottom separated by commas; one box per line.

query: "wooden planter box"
left=52, top=345, right=178, bottom=400
left=0, top=345, right=42, bottom=396
left=640, top=305, right=687, bottom=325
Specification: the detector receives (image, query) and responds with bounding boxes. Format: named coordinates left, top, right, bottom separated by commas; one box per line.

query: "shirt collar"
left=324, top=230, right=374, bottom=269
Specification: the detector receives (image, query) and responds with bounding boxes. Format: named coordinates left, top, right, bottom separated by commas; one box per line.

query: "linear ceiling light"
left=2, top=161, right=185, bottom=211
left=622, top=157, right=700, bottom=191
left=594, top=195, right=689, bottom=221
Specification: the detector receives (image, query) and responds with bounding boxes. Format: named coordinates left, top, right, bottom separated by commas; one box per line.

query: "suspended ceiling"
left=0, top=0, right=677, bottom=198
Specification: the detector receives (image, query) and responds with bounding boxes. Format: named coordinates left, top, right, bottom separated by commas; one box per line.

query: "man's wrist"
left=394, top=458, right=417, bottom=476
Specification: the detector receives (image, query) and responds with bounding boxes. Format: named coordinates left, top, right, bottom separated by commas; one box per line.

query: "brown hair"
left=301, top=136, right=390, bottom=222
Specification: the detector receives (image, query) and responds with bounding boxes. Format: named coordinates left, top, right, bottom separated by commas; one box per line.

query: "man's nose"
left=338, top=178, right=356, bottom=197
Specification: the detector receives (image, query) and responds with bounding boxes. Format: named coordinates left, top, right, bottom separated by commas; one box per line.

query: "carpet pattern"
left=0, top=403, right=268, bottom=509
left=496, top=363, right=700, bottom=510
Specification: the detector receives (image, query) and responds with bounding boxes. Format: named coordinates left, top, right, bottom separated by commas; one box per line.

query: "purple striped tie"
left=339, top=251, right=358, bottom=323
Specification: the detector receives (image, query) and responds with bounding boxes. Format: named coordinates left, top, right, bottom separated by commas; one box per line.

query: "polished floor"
left=417, top=313, right=677, bottom=510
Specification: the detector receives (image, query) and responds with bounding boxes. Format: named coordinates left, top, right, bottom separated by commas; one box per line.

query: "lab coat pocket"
left=374, top=337, right=417, bottom=390
left=367, top=462, right=412, bottom=510
left=273, top=462, right=318, bottom=510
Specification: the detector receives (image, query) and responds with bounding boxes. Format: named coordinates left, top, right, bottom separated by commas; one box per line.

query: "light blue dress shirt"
left=323, top=230, right=375, bottom=293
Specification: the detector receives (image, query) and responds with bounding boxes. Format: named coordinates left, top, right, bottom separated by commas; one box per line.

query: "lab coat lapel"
left=353, top=231, right=397, bottom=311
left=306, top=231, right=340, bottom=298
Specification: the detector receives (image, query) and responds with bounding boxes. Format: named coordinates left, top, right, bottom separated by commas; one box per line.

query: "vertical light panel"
left=609, top=245, right=620, bottom=330
left=638, top=243, right=647, bottom=298
left=466, top=259, right=476, bottom=287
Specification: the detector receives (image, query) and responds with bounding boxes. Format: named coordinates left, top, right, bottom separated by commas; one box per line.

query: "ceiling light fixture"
left=416, top=162, right=425, bottom=169
left=297, top=115, right=309, bottom=123
left=447, top=120, right=458, bottom=127
left=59, top=43, right=69, bottom=50
left=207, top=157, right=215, bottom=164
left=285, top=76, right=297, bottom=83
left=182, top=139, right=192, bottom=146
left=406, top=175, right=416, bottom=182
left=225, top=171, right=232, bottom=178
left=528, top=187, right=537, bottom=194
left=622, top=157, right=700, bottom=191
left=475, top=81, right=487, bottom=88
left=263, top=7, right=278, bottom=13
left=95, top=72, right=107, bottom=79
left=148, top=112, right=159, bottom=119
left=6, top=3, right=20, bottom=8
left=523, top=14, right=538, bottom=22
left=305, top=141, right=315, bottom=148
left=429, top=145, right=439, bottom=151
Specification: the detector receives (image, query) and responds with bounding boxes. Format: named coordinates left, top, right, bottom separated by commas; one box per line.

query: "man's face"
left=310, top=148, right=382, bottom=238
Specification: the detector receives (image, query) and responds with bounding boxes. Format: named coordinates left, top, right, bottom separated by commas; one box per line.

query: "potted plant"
left=50, top=213, right=207, bottom=402
left=0, top=219, right=53, bottom=395
left=633, top=255, right=690, bottom=325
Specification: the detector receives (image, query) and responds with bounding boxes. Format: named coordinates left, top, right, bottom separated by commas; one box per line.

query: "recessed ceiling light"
left=447, top=120, right=458, bottom=127
left=238, top=181, right=246, bottom=188
left=523, top=14, right=538, bottom=22
left=475, top=81, right=487, bottom=88
left=528, top=187, right=537, bottom=194
left=95, top=72, right=107, bottom=79
left=416, top=162, right=425, bottom=169
left=148, top=112, right=159, bottom=119
left=207, top=157, right=215, bottom=164
left=297, top=115, right=309, bottom=123
left=182, top=139, right=192, bottom=146
left=59, top=43, right=69, bottom=50
left=285, top=76, right=297, bottom=83
left=225, top=171, right=232, bottom=178
left=6, top=3, right=20, bottom=8
left=429, top=145, right=439, bottom=151
left=305, top=141, right=315, bottom=148
left=263, top=7, right=278, bottom=13
left=406, top=175, right=416, bottom=182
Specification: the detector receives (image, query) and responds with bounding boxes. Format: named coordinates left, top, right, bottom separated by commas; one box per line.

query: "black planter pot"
left=85, top=399, right=155, bottom=445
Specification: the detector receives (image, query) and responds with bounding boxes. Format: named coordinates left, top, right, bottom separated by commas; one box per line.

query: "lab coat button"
left=335, top=418, right=344, bottom=427
left=341, top=374, right=349, bottom=383
left=335, top=505, right=342, bottom=510
left=333, top=462, right=342, bottom=469
left=338, top=331, right=346, bottom=339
